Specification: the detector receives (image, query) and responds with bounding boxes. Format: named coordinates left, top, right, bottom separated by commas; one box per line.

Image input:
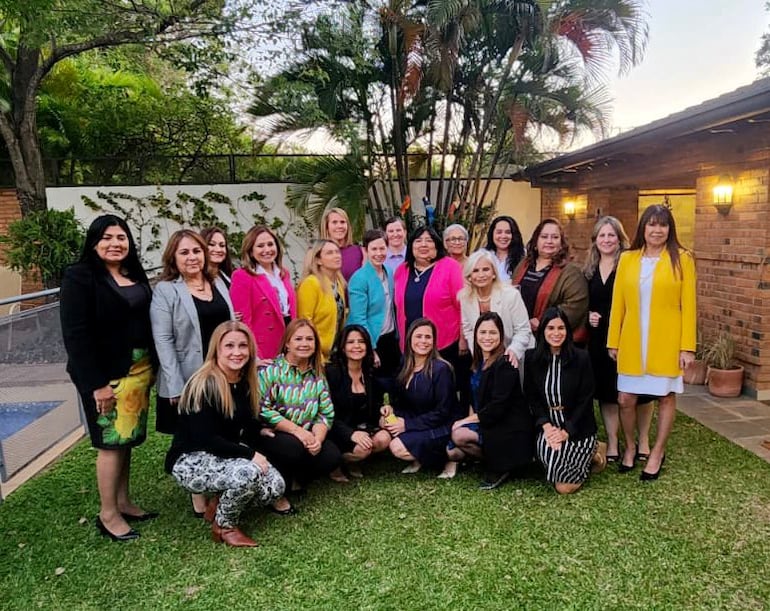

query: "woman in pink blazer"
left=394, top=225, right=466, bottom=401
left=230, top=226, right=297, bottom=360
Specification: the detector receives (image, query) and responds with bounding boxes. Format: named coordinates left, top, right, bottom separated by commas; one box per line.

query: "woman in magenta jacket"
left=230, top=226, right=297, bottom=360
left=394, top=225, right=465, bottom=391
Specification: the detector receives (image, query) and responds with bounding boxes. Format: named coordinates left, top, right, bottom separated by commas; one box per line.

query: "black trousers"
left=253, top=431, right=342, bottom=487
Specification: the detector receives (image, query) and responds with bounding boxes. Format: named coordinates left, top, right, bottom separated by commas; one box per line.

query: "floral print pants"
left=172, top=451, right=285, bottom=528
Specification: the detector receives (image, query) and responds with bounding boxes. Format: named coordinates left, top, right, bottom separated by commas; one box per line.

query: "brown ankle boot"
left=203, top=495, right=219, bottom=524
left=211, top=521, right=258, bottom=547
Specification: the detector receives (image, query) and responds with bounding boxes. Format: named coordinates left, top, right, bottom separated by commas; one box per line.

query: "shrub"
left=0, top=208, right=84, bottom=289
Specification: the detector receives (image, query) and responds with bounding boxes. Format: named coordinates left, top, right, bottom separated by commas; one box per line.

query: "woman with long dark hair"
left=608, top=205, right=697, bottom=480
left=485, top=215, right=525, bottom=283
left=61, top=214, right=156, bottom=541
left=166, top=321, right=285, bottom=547
left=325, top=325, right=391, bottom=480
left=524, top=307, right=605, bottom=494
left=200, top=226, right=235, bottom=289
left=379, top=318, right=460, bottom=475
left=512, top=218, right=589, bottom=342
left=445, top=312, right=534, bottom=488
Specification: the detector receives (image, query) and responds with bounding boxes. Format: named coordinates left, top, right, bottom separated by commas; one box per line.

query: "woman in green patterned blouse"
left=255, top=319, right=343, bottom=502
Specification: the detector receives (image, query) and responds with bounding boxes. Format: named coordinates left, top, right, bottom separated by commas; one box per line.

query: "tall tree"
left=0, top=0, right=288, bottom=216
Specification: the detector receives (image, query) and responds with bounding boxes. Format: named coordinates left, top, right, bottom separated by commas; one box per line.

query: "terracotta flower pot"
left=706, top=365, right=744, bottom=397
left=683, top=359, right=708, bottom=385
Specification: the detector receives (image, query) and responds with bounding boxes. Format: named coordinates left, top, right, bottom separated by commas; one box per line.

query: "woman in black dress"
left=60, top=215, right=157, bottom=541
left=325, top=325, right=391, bottom=480
left=583, top=216, right=652, bottom=464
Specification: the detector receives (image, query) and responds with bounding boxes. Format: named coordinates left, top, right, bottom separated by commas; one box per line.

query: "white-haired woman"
left=443, top=223, right=469, bottom=267
left=459, top=249, right=532, bottom=367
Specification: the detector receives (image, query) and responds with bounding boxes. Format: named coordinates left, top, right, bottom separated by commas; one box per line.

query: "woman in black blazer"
left=524, top=306, right=606, bottom=494
left=325, top=325, right=391, bottom=480
left=445, top=312, right=534, bottom=489
left=60, top=215, right=157, bottom=541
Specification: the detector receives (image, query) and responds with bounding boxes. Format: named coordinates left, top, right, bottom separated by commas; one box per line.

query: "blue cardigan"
left=347, top=261, right=395, bottom=348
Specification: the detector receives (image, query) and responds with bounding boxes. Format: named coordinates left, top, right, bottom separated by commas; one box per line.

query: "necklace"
left=413, top=264, right=434, bottom=283
left=186, top=278, right=206, bottom=292
left=477, top=295, right=491, bottom=303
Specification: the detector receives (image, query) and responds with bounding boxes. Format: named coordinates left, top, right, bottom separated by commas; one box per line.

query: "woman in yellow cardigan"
left=607, top=205, right=696, bottom=481
left=297, top=239, right=347, bottom=359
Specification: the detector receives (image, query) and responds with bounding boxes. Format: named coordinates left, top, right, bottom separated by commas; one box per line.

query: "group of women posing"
left=60, top=203, right=695, bottom=547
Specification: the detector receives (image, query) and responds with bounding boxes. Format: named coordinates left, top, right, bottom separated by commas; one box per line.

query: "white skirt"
left=617, top=373, right=683, bottom=396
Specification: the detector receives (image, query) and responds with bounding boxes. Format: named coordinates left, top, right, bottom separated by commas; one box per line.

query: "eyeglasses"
left=446, top=237, right=467, bottom=243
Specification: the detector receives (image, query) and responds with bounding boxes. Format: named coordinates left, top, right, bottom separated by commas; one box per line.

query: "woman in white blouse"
left=459, top=249, right=532, bottom=366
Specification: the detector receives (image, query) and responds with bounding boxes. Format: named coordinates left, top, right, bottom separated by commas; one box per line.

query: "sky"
left=262, top=0, right=770, bottom=153
left=602, top=0, right=769, bottom=137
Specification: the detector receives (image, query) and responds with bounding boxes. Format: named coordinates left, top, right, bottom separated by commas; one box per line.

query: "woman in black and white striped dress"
left=523, top=307, right=605, bottom=494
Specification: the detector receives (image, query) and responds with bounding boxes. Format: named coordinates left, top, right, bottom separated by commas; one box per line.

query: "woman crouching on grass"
left=445, top=312, right=535, bottom=488
left=165, top=321, right=285, bottom=548
left=523, top=307, right=606, bottom=494
left=379, top=318, right=461, bottom=476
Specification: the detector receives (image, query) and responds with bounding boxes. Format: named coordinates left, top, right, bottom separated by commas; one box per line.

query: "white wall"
left=47, top=179, right=542, bottom=277
left=47, top=184, right=311, bottom=279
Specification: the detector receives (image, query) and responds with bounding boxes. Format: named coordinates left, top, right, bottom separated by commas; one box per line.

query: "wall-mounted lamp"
left=563, top=200, right=576, bottom=220
left=713, top=175, right=734, bottom=215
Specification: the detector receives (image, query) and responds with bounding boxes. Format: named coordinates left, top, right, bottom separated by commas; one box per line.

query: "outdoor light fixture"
left=713, top=175, right=734, bottom=215
left=563, top=201, right=576, bottom=220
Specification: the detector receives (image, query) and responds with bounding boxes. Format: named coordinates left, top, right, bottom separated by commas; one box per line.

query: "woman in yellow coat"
left=297, top=239, right=347, bottom=359
left=607, top=205, right=696, bottom=480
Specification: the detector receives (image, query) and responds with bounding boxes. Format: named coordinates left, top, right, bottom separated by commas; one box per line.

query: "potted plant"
left=703, top=331, right=744, bottom=397
left=683, top=329, right=707, bottom=385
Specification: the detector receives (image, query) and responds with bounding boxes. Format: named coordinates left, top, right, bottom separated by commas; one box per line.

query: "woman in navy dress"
left=380, top=318, right=460, bottom=475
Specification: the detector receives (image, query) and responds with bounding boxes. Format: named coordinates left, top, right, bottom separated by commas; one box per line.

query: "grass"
left=1, top=409, right=770, bottom=610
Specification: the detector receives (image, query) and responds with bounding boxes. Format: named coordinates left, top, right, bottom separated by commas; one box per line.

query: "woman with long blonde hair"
left=165, top=321, right=285, bottom=548
left=297, top=239, right=347, bottom=359
left=320, top=207, right=366, bottom=281
left=583, top=216, right=655, bottom=464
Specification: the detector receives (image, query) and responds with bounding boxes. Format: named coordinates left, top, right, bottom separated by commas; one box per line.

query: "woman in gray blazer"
left=151, top=229, right=235, bottom=431
left=151, top=230, right=235, bottom=516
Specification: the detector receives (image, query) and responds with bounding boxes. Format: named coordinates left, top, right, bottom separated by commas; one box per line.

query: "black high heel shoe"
left=95, top=516, right=140, bottom=542
left=121, top=511, right=159, bottom=523
left=640, top=455, right=666, bottom=481
left=618, top=445, right=637, bottom=473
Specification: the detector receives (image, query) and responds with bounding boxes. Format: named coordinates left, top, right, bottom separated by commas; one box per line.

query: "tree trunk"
left=0, top=45, right=48, bottom=215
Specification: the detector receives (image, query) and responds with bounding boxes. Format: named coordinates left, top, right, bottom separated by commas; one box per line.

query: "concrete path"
left=678, top=383, right=770, bottom=462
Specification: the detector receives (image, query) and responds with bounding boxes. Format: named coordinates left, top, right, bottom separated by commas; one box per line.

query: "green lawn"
left=1, top=411, right=769, bottom=610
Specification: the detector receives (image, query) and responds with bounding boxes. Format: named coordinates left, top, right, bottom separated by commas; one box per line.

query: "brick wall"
left=541, top=186, right=639, bottom=265
left=694, top=169, right=770, bottom=397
